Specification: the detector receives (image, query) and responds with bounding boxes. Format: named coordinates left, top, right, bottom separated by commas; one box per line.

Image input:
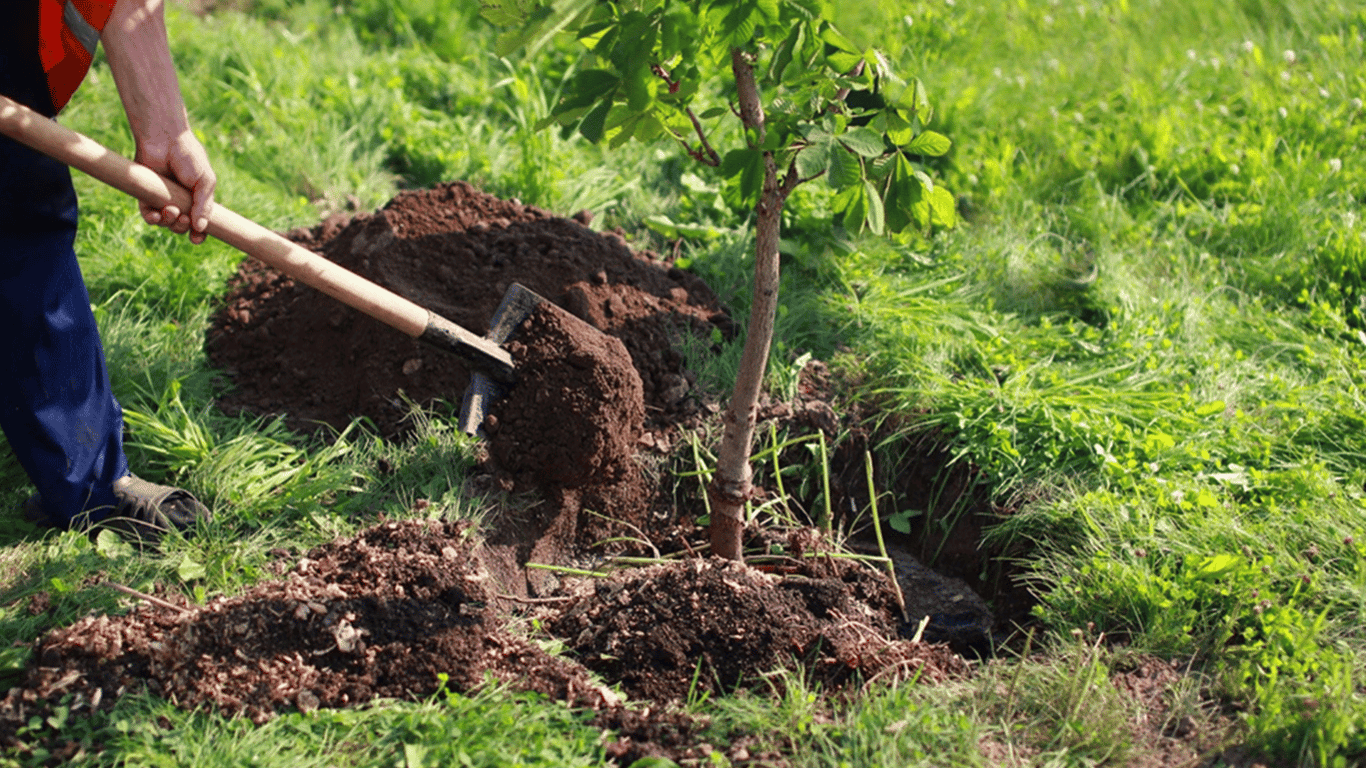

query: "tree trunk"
left=708, top=50, right=783, bottom=561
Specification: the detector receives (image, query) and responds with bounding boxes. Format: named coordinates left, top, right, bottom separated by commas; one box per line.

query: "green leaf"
left=886, top=76, right=932, bottom=123
left=659, top=13, right=680, bottom=57
left=645, top=215, right=724, bottom=239
left=534, top=111, right=569, bottom=131
left=827, top=50, right=861, bottom=74
left=863, top=179, right=885, bottom=235
left=913, top=168, right=935, bottom=193
left=905, top=130, right=951, bottom=157
left=624, top=64, right=652, bottom=111
left=635, top=112, right=666, bottom=142
left=795, top=140, right=830, bottom=179
left=609, top=113, right=642, bottom=148
left=1194, top=553, right=1239, bottom=580
left=1195, top=400, right=1227, bottom=417
left=928, top=185, right=956, bottom=227
left=826, top=145, right=863, bottom=189
left=887, top=156, right=930, bottom=230
left=721, top=148, right=765, bottom=207
left=768, top=24, right=804, bottom=84
left=479, top=0, right=540, bottom=27
left=178, top=555, right=207, bottom=582
left=838, top=127, right=886, bottom=158
left=884, top=109, right=914, bottom=145
left=888, top=509, right=922, bottom=534
left=839, top=183, right=868, bottom=231
left=721, top=147, right=755, bottom=176
left=95, top=528, right=133, bottom=559
left=912, top=78, right=933, bottom=124
left=578, top=99, right=611, bottom=143
left=818, top=23, right=858, bottom=53
left=739, top=160, right=764, bottom=206
left=554, top=69, right=619, bottom=115
left=610, top=12, right=656, bottom=71
left=719, top=1, right=759, bottom=48
left=404, top=743, right=429, bottom=768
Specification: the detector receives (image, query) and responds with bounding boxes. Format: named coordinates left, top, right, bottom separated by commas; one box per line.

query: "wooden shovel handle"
left=0, top=93, right=514, bottom=379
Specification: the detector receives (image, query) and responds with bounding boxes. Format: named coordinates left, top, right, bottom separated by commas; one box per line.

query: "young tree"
left=483, top=0, right=955, bottom=560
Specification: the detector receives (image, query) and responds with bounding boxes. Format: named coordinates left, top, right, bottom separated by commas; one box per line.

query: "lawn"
left=2, top=0, right=1365, bottom=765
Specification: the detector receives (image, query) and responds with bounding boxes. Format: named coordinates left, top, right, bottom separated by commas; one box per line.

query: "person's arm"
left=100, top=0, right=216, bottom=244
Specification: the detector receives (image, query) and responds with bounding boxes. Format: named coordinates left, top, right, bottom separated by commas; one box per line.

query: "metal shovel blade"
left=458, top=283, right=546, bottom=435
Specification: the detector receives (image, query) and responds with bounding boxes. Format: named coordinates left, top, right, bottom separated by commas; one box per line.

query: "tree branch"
left=780, top=160, right=804, bottom=197
left=684, top=107, right=721, bottom=166
left=653, top=64, right=720, bottom=166
left=833, top=60, right=867, bottom=107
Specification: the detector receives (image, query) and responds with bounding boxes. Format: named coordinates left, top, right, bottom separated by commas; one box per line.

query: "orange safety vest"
left=37, top=0, right=117, bottom=113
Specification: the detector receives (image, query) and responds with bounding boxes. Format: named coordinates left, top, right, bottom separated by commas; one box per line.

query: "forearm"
left=100, top=0, right=190, bottom=148
left=99, top=0, right=216, bottom=241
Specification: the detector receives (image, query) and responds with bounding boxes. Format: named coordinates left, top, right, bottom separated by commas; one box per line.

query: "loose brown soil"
left=1, top=181, right=1232, bottom=765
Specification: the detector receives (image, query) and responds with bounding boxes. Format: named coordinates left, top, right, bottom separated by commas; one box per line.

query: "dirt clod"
left=487, top=301, right=644, bottom=487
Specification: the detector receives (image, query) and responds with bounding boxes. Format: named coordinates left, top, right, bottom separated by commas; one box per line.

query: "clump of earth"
left=1, top=181, right=1061, bottom=764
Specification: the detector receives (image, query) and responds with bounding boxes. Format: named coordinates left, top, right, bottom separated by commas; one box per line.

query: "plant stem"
left=708, top=48, right=782, bottom=561
left=817, top=430, right=832, bottom=532
left=865, top=451, right=908, bottom=621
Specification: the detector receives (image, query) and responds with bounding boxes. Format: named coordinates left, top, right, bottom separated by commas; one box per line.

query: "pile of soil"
left=3, top=522, right=607, bottom=727
left=0, top=521, right=969, bottom=761
left=485, top=301, right=644, bottom=488
left=549, top=540, right=969, bottom=703
left=207, top=181, right=725, bottom=442
left=205, top=181, right=718, bottom=569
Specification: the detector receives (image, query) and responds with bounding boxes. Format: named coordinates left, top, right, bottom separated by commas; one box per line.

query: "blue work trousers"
left=1, top=26, right=128, bottom=527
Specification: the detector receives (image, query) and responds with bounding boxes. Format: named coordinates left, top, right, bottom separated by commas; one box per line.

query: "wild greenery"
left=2, top=0, right=1365, bottom=765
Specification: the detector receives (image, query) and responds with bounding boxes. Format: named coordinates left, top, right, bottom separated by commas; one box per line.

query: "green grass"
left=3, top=0, right=1366, bottom=764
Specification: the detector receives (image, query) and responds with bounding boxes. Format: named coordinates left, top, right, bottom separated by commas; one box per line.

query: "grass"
left=2, top=0, right=1366, bottom=765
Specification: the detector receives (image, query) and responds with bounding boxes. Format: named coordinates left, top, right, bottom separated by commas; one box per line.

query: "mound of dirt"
left=2, top=521, right=608, bottom=728
left=1, top=521, right=968, bottom=764
left=548, top=550, right=970, bottom=703
left=206, top=181, right=725, bottom=442
left=205, top=181, right=730, bottom=578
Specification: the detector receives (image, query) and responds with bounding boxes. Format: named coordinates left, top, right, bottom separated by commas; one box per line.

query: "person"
left=1, top=0, right=217, bottom=543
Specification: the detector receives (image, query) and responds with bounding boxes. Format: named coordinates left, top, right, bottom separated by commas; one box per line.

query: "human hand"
left=135, top=129, right=217, bottom=245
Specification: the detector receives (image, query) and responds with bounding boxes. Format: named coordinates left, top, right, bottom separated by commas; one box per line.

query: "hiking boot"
left=21, top=475, right=211, bottom=545
left=97, top=475, right=212, bottom=545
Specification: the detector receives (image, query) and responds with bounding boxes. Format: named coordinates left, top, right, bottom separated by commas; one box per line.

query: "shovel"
left=0, top=93, right=534, bottom=434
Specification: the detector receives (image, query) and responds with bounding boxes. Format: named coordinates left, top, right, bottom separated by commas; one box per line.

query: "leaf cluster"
left=480, top=0, right=955, bottom=235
